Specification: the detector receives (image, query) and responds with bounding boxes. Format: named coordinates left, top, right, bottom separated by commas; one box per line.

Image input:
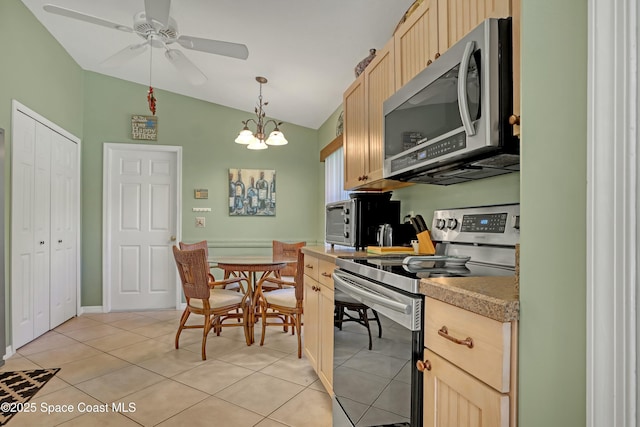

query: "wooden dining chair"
left=172, top=246, right=251, bottom=360
left=270, top=240, right=306, bottom=286
left=179, top=240, right=247, bottom=293
left=255, top=248, right=305, bottom=358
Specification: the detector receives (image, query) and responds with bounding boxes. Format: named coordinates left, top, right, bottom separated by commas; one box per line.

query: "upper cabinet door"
left=364, top=38, right=395, bottom=183
left=343, top=76, right=366, bottom=190
left=394, top=0, right=440, bottom=89
left=437, top=0, right=512, bottom=52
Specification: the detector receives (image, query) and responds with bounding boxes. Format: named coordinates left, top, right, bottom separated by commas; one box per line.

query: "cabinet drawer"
left=424, top=297, right=511, bottom=392
left=303, top=255, right=319, bottom=281
left=318, top=259, right=335, bottom=290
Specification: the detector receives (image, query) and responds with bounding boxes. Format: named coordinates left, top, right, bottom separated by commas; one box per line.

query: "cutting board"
left=366, top=246, right=416, bottom=255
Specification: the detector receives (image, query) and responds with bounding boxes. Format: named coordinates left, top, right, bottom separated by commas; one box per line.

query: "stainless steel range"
left=332, top=204, right=520, bottom=427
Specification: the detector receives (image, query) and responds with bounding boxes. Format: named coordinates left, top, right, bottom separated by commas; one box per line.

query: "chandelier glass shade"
left=235, top=76, right=288, bottom=150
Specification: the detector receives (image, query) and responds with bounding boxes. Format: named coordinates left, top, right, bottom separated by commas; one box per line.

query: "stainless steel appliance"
left=332, top=203, right=519, bottom=426
left=325, top=193, right=400, bottom=249
left=383, top=18, right=519, bottom=185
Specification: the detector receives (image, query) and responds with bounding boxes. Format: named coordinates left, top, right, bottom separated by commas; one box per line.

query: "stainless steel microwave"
left=383, top=18, right=519, bottom=185
left=325, top=194, right=400, bottom=249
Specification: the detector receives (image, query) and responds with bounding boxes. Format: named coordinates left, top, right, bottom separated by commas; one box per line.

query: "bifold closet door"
left=50, top=132, right=78, bottom=329
left=11, top=112, right=52, bottom=348
left=11, top=108, right=78, bottom=349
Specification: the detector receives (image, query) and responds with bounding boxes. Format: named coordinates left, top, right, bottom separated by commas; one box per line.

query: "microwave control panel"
left=389, top=131, right=466, bottom=174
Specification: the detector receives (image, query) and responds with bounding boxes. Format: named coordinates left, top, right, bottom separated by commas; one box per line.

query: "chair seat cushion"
left=189, top=289, right=244, bottom=309
left=263, top=288, right=296, bottom=308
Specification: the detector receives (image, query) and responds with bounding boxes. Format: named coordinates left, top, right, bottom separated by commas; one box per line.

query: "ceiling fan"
left=43, top=0, right=249, bottom=86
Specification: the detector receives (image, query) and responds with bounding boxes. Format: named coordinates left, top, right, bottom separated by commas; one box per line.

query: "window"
left=325, top=147, right=350, bottom=203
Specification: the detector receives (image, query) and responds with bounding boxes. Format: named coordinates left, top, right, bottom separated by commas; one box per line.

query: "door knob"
left=170, top=235, right=177, bottom=241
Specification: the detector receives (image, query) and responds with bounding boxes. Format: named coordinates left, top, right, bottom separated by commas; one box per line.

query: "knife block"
left=416, top=231, right=436, bottom=255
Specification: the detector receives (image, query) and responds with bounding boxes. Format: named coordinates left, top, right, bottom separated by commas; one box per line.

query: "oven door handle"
left=332, top=272, right=412, bottom=315
left=457, top=40, right=477, bottom=137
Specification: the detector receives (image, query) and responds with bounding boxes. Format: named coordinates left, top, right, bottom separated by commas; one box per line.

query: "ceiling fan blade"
left=144, top=0, right=171, bottom=28
left=101, top=42, right=149, bottom=68
left=43, top=4, right=132, bottom=33
left=177, top=35, right=249, bottom=60
left=165, top=49, right=207, bottom=86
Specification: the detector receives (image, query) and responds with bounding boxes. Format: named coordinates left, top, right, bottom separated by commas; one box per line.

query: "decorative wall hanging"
left=229, top=168, right=276, bottom=216
left=131, top=115, right=158, bottom=140
left=336, top=110, right=344, bottom=136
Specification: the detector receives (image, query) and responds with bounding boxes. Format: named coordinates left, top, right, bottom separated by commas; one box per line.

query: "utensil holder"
left=416, top=231, right=436, bottom=255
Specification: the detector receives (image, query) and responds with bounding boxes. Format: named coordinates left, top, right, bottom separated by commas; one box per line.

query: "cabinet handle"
left=427, top=59, right=433, bottom=66
left=438, top=326, right=474, bottom=348
left=434, top=52, right=441, bottom=59
left=416, top=360, right=431, bottom=372
left=39, top=241, right=45, bottom=245
left=305, top=264, right=314, bottom=269
left=58, top=239, right=63, bottom=243
left=509, top=114, right=521, bottom=126
left=321, top=272, right=332, bottom=278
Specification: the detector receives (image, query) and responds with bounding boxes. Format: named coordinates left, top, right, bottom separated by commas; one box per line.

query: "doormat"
left=0, top=368, right=60, bottom=425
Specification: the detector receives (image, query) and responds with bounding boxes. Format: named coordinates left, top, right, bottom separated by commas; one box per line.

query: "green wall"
left=518, top=0, right=587, bottom=425
left=81, top=73, right=318, bottom=305
left=0, top=0, right=84, bottom=341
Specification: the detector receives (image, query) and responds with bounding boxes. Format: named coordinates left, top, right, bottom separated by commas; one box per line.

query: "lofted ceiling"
left=20, top=0, right=414, bottom=129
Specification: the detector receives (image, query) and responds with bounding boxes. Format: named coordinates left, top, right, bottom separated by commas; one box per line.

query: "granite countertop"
left=302, top=245, right=520, bottom=322
left=301, top=245, right=369, bottom=262
left=420, top=276, right=519, bottom=322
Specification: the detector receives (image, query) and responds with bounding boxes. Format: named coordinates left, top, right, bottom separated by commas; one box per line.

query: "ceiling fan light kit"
left=43, top=0, right=249, bottom=86
left=235, top=77, right=288, bottom=151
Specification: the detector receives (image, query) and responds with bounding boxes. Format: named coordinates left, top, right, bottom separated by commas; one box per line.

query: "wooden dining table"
left=208, top=255, right=292, bottom=344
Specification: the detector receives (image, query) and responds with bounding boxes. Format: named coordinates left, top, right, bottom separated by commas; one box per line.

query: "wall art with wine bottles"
left=228, top=168, right=276, bottom=216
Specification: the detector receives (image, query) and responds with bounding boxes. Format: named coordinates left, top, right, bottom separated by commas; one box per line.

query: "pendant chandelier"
left=235, top=76, right=288, bottom=150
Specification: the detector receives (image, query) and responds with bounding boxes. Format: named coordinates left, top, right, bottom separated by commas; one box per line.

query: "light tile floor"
left=2, top=310, right=332, bottom=426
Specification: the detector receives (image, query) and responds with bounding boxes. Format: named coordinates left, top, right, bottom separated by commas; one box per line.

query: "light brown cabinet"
left=419, top=297, right=517, bottom=427
left=394, top=0, right=440, bottom=89
left=343, top=38, right=413, bottom=191
left=302, top=254, right=335, bottom=393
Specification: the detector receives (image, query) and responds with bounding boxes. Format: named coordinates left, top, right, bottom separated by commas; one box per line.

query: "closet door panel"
left=11, top=112, right=37, bottom=348
left=50, top=132, right=78, bottom=328
left=33, top=123, right=52, bottom=337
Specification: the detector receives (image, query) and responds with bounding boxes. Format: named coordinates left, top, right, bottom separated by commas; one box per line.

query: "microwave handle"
left=457, top=41, right=477, bottom=137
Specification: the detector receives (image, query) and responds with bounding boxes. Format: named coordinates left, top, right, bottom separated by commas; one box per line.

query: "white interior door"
left=104, top=144, right=181, bottom=311
left=11, top=111, right=38, bottom=348
left=50, top=132, right=78, bottom=328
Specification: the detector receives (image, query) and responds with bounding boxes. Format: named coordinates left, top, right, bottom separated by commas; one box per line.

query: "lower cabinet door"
left=318, top=284, right=334, bottom=392
left=422, top=349, right=509, bottom=427
left=303, top=275, right=320, bottom=370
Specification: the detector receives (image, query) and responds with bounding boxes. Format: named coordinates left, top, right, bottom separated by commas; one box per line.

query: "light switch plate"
left=195, top=217, right=205, bottom=228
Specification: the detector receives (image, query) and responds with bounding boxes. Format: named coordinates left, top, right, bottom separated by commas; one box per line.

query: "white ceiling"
left=20, top=0, right=414, bottom=129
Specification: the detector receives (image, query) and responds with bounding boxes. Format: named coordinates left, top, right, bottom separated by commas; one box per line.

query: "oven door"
left=332, top=270, right=423, bottom=427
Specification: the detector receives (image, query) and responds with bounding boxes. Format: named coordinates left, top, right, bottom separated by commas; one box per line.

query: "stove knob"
left=447, top=218, right=458, bottom=230
left=343, top=231, right=349, bottom=238
left=343, top=217, right=349, bottom=224
left=436, top=219, right=446, bottom=230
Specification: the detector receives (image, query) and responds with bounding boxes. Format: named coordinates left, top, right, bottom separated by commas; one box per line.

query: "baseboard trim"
left=80, top=306, right=104, bottom=314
